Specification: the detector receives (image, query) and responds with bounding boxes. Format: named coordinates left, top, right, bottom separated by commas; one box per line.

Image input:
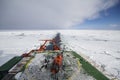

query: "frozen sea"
left=0, top=30, right=120, bottom=79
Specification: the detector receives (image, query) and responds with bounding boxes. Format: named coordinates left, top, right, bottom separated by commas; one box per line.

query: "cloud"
left=0, top=0, right=119, bottom=29
left=109, top=24, right=120, bottom=28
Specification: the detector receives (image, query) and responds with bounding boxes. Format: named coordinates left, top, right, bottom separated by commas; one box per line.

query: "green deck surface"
left=0, top=56, right=22, bottom=79
left=71, top=51, right=109, bottom=80
left=0, top=56, right=22, bottom=71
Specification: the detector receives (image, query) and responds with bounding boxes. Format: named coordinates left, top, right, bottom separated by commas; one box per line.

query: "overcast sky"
left=0, top=0, right=120, bottom=30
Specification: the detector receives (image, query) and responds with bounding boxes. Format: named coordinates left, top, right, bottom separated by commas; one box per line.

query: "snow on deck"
left=15, top=52, right=95, bottom=80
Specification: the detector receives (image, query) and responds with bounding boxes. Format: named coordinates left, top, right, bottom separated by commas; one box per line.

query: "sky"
left=0, top=0, right=120, bottom=30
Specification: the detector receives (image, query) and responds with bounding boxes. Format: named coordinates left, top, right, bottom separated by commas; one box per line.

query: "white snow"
left=0, top=30, right=120, bottom=80
left=0, top=30, right=56, bottom=66
left=59, top=30, right=120, bottom=79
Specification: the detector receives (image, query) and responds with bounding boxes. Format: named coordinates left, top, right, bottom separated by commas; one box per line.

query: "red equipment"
left=22, top=53, right=30, bottom=57
left=22, top=50, right=37, bottom=57
left=51, top=54, right=63, bottom=74
left=38, top=39, right=60, bottom=51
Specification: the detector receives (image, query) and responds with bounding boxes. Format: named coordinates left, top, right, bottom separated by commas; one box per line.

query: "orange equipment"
left=22, top=53, right=30, bottom=57
left=51, top=53, right=63, bottom=74
left=38, top=39, right=60, bottom=51
left=22, top=50, right=37, bottom=57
